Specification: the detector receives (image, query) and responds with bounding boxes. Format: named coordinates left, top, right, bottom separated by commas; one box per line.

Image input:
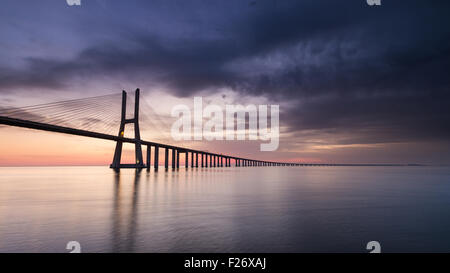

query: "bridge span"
left=0, top=89, right=332, bottom=170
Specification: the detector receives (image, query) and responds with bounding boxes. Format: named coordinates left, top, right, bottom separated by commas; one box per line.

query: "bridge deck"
left=0, top=115, right=280, bottom=165
left=0, top=115, right=413, bottom=168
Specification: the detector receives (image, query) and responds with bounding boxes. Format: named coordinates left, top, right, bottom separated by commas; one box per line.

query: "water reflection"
left=1, top=166, right=450, bottom=252
left=112, top=169, right=142, bottom=252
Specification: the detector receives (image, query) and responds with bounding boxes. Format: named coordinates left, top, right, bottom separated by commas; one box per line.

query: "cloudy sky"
left=0, top=0, right=450, bottom=165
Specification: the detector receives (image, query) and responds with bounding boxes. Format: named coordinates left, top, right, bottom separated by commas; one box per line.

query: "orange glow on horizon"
left=0, top=127, right=117, bottom=166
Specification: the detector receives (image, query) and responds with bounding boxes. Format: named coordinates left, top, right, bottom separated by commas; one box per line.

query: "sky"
left=1, top=0, right=450, bottom=165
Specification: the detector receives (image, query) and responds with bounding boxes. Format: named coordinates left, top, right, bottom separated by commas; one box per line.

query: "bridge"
left=0, top=89, right=331, bottom=170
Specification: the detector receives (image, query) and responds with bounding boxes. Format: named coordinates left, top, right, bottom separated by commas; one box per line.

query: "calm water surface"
left=0, top=166, right=450, bottom=252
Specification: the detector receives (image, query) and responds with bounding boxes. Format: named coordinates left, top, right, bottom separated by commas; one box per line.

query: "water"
left=0, top=166, right=450, bottom=253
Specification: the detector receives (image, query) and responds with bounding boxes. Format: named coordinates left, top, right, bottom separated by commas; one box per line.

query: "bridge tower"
left=110, top=88, right=145, bottom=169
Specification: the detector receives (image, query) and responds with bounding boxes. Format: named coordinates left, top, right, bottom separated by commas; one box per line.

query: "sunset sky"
left=1, top=0, right=450, bottom=166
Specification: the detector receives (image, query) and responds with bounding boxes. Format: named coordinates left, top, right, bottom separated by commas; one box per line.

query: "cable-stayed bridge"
left=0, top=89, right=326, bottom=170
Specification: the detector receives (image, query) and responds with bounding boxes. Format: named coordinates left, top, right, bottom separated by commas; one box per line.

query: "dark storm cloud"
left=1, top=0, right=450, bottom=145
left=0, top=0, right=379, bottom=94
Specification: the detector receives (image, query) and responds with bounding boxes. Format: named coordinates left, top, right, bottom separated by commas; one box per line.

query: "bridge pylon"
left=110, top=88, right=145, bottom=169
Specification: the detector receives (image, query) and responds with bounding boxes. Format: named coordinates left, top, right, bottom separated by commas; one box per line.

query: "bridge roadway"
left=0, top=115, right=342, bottom=169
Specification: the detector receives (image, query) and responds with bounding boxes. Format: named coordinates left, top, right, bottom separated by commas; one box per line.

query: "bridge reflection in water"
left=0, top=166, right=449, bottom=252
